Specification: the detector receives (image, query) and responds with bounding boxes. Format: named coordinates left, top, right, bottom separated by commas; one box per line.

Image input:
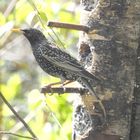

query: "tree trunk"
left=73, top=0, right=140, bottom=140
left=130, top=41, right=140, bottom=140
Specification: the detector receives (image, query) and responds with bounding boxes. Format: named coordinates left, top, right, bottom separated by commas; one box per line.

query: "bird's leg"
left=43, top=81, right=64, bottom=90
left=42, top=80, right=72, bottom=90
left=62, top=80, right=73, bottom=86
left=45, top=80, right=73, bottom=88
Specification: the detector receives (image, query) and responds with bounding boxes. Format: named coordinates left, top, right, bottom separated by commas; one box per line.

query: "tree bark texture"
left=76, top=0, right=140, bottom=140
left=130, top=41, right=140, bottom=140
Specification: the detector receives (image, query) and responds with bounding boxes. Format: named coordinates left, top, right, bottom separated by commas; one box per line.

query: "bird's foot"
left=61, top=80, right=73, bottom=87
left=42, top=81, right=63, bottom=89
left=43, top=84, right=52, bottom=90
left=41, top=81, right=63, bottom=94
left=40, top=84, right=54, bottom=95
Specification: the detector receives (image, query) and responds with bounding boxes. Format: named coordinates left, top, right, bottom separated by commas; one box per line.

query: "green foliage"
left=0, top=0, right=79, bottom=139
left=0, top=12, right=5, bottom=25
left=1, top=74, right=21, bottom=100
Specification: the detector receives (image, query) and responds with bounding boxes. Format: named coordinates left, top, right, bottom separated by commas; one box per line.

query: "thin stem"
left=29, top=0, right=65, bottom=49
left=0, top=92, right=38, bottom=139
left=0, top=131, right=36, bottom=140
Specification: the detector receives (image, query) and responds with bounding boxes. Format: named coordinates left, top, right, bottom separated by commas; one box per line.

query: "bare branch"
left=40, top=87, right=88, bottom=95
left=47, top=21, right=90, bottom=32
left=4, top=0, right=17, bottom=17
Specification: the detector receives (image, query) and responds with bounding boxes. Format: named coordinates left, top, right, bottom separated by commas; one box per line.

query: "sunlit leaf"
left=39, top=11, right=48, bottom=22
left=0, top=12, right=6, bottom=25
left=15, top=1, right=33, bottom=24
left=1, top=74, right=21, bottom=100
left=27, top=89, right=42, bottom=109
left=26, top=11, right=38, bottom=26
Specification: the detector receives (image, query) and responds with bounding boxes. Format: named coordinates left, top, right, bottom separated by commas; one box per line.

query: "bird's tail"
left=81, top=69, right=100, bottom=83
left=80, top=77, right=106, bottom=118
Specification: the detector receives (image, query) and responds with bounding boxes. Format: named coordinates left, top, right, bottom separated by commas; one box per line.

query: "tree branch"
left=47, top=21, right=90, bottom=32
left=40, top=87, right=88, bottom=95
left=0, top=92, right=38, bottom=139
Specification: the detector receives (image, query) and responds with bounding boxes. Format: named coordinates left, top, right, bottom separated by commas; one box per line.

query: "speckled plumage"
left=21, top=28, right=106, bottom=117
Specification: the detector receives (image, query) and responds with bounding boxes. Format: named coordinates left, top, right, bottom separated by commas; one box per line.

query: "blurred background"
left=0, top=0, right=80, bottom=139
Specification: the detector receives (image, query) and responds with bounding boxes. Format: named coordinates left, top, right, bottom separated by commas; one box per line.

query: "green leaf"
left=1, top=74, right=21, bottom=100
left=0, top=12, right=6, bottom=25
left=39, top=11, right=48, bottom=22
left=27, top=89, right=42, bottom=110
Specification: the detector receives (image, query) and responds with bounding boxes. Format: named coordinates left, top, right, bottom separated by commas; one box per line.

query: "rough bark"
left=75, top=0, right=140, bottom=140
left=130, top=41, right=140, bottom=140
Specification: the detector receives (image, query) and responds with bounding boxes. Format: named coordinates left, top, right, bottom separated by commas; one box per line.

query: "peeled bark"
left=75, top=0, right=140, bottom=140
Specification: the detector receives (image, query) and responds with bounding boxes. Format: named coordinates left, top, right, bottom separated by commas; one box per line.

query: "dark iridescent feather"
left=22, top=28, right=106, bottom=117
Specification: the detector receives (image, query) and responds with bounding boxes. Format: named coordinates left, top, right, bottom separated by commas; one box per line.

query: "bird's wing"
left=40, top=46, right=100, bottom=81
left=40, top=47, right=84, bottom=72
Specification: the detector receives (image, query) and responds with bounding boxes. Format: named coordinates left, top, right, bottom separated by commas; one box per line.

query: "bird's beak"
left=11, top=28, right=24, bottom=33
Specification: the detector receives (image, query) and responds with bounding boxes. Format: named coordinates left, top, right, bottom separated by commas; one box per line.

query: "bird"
left=12, top=28, right=106, bottom=118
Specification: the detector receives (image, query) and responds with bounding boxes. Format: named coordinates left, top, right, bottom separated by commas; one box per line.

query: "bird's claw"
left=40, top=84, right=54, bottom=95
left=43, top=84, right=52, bottom=89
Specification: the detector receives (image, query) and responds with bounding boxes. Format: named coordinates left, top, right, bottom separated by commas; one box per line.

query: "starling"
left=12, top=28, right=106, bottom=117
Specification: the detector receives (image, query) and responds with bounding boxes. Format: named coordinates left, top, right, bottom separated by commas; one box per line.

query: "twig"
left=47, top=21, right=90, bottom=32
left=0, top=92, right=38, bottom=140
left=10, top=104, right=42, bottom=133
left=29, top=0, right=65, bottom=49
left=4, top=0, right=17, bottom=17
left=40, top=87, right=88, bottom=95
left=0, top=131, right=36, bottom=140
